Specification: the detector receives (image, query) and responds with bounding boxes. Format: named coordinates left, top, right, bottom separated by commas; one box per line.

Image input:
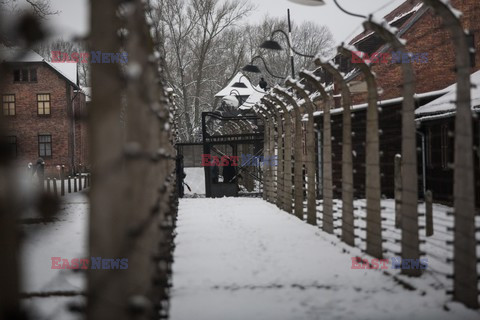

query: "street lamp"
left=242, top=55, right=285, bottom=80
left=287, top=0, right=366, bottom=19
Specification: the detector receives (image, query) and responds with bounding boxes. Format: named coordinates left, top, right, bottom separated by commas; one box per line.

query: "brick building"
left=330, top=0, right=480, bottom=104
left=0, top=46, right=88, bottom=176
left=312, top=0, right=480, bottom=206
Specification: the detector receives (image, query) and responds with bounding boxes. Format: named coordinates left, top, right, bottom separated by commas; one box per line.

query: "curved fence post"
left=286, top=78, right=317, bottom=225
left=365, top=18, right=419, bottom=268
left=422, top=0, right=478, bottom=306
left=263, top=98, right=284, bottom=209
left=263, top=105, right=275, bottom=202
left=338, top=45, right=382, bottom=258
left=313, top=59, right=355, bottom=246
left=253, top=105, right=270, bottom=200
left=298, top=72, right=334, bottom=234
left=274, top=87, right=306, bottom=220
left=269, top=95, right=294, bottom=213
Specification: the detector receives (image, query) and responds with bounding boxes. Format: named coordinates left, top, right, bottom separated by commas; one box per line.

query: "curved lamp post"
left=242, top=55, right=286, bottom=80
left=287, top=0, right=366, bottom=18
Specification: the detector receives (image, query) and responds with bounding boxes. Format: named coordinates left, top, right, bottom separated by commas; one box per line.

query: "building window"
left=30, top=69, right=37, bottom=82
left=13, top=68, right=37, bottom=82
left=21, top=69, right=28, bottom=82
left=13, top=69, right=20, bottom=82
left=38, top=135, right=52, bottom=157
left=2, top=136, right=17, bottom=158
left=2, top=94, right=15, bottom=116
left=37, top=94, right=51, bottom=115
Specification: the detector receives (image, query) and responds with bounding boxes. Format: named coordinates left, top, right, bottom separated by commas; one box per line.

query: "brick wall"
left=0, top=61, right=87, bottom=176
left=350, top=0, right=480, bottom=105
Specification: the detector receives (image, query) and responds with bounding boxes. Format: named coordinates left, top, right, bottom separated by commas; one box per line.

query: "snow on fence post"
left=394, top=154, right=402, bottom=229
left=60, top=166, right=65, bottom=196
left=269, top=95, right=294, bottom=213
left=365, top=19, right=418, bottom=262
left=262, top=99, right=280, bottom=205
left=312, top=59, right=354, bottom=245
left=422, top=0, right=478, bottom=307
left=287, top=77, right=317, bottom=225
left=263, top=98, right=284, bottom=208
left=273, top=87, right=306, bottom=220
left=300, top=72, right=334, bottom=234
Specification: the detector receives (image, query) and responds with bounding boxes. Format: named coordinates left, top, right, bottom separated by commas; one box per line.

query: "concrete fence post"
left=287, top=77, right=317, bottom=225
left=74, top=177, right=78, bottom=193
left=313, top=59, right=354, bottom=245
left=425, top=190, right=433, bottom=237
left=68, top=176, right=72, bottom=193
left=78, top=174, right=83, bottom=191
left=273, top=87, right=306, bottom=220
left=365, top=20, right=415, bottom=261
left=46, top=178, right=51, bottom=194
left=300, top=72, right=334, bottom=234
left=422, top=0, right=478, bottom=306
left=53, top=178, right=58, bottom=197
left=263, top=98, right=284, bottom=208
left=60, top=166, right=65, bottom=196
left=394, top=154, right=402, bottom=229
left=268, top=96, right=294, bottom=213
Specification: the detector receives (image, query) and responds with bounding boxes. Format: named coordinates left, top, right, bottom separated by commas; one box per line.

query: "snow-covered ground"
left=170, top=198, right=480, bottom=320
left=20, top=192, right=88, bottom=320
left=315, top=199, right=480, bottom=295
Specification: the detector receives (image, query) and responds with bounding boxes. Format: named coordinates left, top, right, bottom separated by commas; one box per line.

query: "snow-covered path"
left=170, top=198, right=479, bottom=320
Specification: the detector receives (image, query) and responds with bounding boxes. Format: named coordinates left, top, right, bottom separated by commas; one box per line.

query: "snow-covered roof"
left=415, top=70, right=480, bottom=118
left=0, top=45, right=79, bottom=88
left=47, top=61, right=78, bottom=86
left=239, top=87, right=266, bottom=110
left=215, top=72, right=256, bottom=97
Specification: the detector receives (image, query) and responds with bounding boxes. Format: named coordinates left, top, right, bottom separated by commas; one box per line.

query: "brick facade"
left=348, top=0, right=480, bottom=105
left=0, top=61, right=88, bottom=176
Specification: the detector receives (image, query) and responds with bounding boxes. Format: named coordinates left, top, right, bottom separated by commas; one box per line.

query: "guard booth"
left=202, top=111, right=264, bottom=198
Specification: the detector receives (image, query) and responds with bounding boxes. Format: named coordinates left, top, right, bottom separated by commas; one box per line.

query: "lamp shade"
left=260, top=40, right=283, bottom=51
left=287, top=0, right=325, bottom=6
left=231, top=82, right=248, bottom=88
left=242, top=64, right=261, bottom=73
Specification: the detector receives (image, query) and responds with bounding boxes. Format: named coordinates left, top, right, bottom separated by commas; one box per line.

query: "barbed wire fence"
left=252, top=0, right=479, bottom=310
left=0, top=0, right=178, bottom=319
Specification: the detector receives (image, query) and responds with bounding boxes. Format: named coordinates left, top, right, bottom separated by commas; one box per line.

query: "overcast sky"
left=36, top=0, right=407, bottom=43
